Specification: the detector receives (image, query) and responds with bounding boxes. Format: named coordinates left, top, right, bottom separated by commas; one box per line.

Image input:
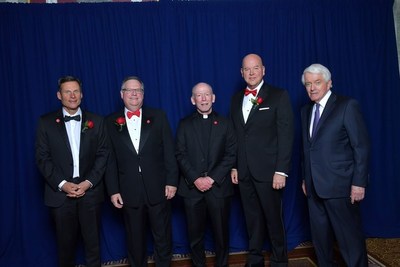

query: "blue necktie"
left=312, top=103, right=320, bottom=137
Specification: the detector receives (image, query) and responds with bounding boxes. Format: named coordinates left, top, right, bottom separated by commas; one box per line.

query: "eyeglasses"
left=122, top=88, right=144, bottom=95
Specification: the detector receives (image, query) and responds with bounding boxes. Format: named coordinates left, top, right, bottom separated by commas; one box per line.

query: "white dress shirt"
left=242, top=80, right=264, bottom=123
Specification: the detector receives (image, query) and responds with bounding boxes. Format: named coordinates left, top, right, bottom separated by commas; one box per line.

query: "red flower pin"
left=251, top=96, right=263, bottom=106
left=115, top=117, right=126, bottom=132
left=56, top=118, right=61, bottom=123
left=82, top=120, right=94, bottom=133
left=213, top=120, right=218, bottom=125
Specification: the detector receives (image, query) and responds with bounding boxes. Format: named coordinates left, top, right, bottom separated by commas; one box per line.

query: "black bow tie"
left=64, top=115, right=81, bottom=122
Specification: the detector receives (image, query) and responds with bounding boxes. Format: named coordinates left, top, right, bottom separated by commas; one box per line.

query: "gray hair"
left=301, top=64, right=332, bottom=85
left=121, top=76, right=145, bottom=91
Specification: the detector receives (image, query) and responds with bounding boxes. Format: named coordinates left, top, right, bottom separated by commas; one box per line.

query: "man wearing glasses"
left=105, top=76, right=178, bottom=267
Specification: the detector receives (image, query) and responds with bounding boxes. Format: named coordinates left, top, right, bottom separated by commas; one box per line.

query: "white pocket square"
left=259, top=107, right=270, bottom=110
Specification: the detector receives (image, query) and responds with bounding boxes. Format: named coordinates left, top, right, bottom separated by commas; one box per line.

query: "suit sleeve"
left=175, top=120, right=199, bottom=185
left=104, top=116, right=120, bottom=196
left=161, top=112, right=179, bottom=187
left=35, top=117, right=65, bottom=191
left=275, top=90, right=294, bottom=174
left=84, top=117, right=109, bottom=187
left=208, top=120, right=237, bottom=185
left=344, top=99, right=370, bottom=187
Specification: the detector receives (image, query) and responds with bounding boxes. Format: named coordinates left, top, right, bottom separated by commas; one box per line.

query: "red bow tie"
left=127, top=109, right=140, bottom=119
left=244, top=88, right=257, bottom=96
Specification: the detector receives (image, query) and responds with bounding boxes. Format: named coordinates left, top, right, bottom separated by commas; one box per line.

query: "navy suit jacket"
left=175, top=112, right=237, bottom=198
left=35, top=110, right=108, bottom=207
left=301, top=93, right=370, bottom=198
left=230, top=83, right=294, bottom=181
left=105, top=107, right=178, bottom=207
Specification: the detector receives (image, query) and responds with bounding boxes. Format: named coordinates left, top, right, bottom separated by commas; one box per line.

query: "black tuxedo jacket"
left=301, top=93, right=370, bottom=198
left=230, top=83, right=294, bottom=181
left=105, top=107, right=178, bottom=207
left=175, top=112, right=236, bottom=198
left=35, top=110, right=108, bottom=207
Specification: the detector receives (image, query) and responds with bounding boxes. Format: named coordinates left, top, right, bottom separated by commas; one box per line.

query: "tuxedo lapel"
left=247, top=84, right=269, bottom=123
left=80, top=112, right=87, bottom=143
left=138, top=109, right=151, bottom=153
left=115, top=111, right=137, bottom=155
left=234, top=93, right=246, bottom=126
left=55, top=111, right=72, bottom=153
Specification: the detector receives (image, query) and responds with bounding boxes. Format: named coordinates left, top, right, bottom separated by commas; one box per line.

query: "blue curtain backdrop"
left=1, top=0, right=399, bottom=266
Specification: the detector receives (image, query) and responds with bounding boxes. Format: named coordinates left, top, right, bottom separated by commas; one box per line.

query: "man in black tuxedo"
left=230, top=54, right=294, bottom=267
left=35, top=76, right=108, bottom=267
left=300, top=64, right=370, bottom=267
left=176, top=82, right=236, bottom=267
left=105, top=76, right=178, bottom=267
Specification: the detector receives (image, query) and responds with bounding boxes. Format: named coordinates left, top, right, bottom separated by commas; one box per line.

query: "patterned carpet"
left=366, top=238, right=400, bottom=267
left=97, top=238, right=400, bottom=267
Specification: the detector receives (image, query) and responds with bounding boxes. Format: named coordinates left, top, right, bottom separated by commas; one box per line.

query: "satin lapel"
left=117, top=111, right=137, bottom=155
left=80, top=112, right=87, bottom=144
left=138, top=109, right=151, bottom=154
left=235, top=93, right=246, bottom=126
left=56, top=111, right=72, bottom=153
left=247, top=84, right=268, bottom=122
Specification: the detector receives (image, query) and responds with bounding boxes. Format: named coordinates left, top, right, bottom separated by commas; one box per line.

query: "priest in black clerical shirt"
left=175, top=82, right=237, bottom=267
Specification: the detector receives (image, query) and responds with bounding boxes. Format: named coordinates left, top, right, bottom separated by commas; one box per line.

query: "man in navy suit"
left=176, top=82, right=236, bottom=267
left=300, top=64, right=370, bottom=267
left=230, top=54, right=294, bottom=267
left=35, top=76, right=108, bottom=267
left=105, top=76, right=178, bottom=267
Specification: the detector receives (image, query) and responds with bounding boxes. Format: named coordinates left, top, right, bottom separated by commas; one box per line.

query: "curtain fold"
left=1, top=1, right=399, bottom=266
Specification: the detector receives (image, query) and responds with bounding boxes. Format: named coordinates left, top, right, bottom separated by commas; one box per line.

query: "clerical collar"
left=196, top=111, right=213, bottom=119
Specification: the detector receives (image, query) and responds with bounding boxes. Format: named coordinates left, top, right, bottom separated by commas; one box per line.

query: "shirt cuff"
left=275, top=171, right=288, bottom=177
left=58, top=180, right=67, bottom=191
left=86, top=180, right=93, bottom=188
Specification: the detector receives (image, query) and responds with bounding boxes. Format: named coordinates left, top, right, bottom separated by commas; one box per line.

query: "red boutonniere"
left=55, top=118, right=61, bottom=123
left=251, top=96, right=263, bottom=106
left=115, top=117, right=126, bottom=132
left=146, top=119, right=151, bottom=124
left=82, top=120, right=94, bottom=133
left=213, top=120, right=218, bottom=125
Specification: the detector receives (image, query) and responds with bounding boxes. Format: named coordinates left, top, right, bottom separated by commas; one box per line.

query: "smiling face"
left=241, top=54, right=265, bottom=89
left=191, top=82, right=215, bottom=115
left=303, top=72, right=332, bottom=103
left=120, top=79, right=144, bottom=111
left=57, top=81, right=82, bottom=115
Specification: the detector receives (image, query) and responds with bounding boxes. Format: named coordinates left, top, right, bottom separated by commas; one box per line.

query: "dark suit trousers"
left=308, top=185, right=368, bottom=267
left=123, top=200, right=172, bottom=267
left=183, top=194, right=231, bottom=267
left=238, top=177, right=287, bottom=267
left=51, top=198, right=102, bottom=267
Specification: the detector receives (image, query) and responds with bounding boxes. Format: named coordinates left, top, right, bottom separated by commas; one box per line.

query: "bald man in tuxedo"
left=230, top=54, right=294, bottom=267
